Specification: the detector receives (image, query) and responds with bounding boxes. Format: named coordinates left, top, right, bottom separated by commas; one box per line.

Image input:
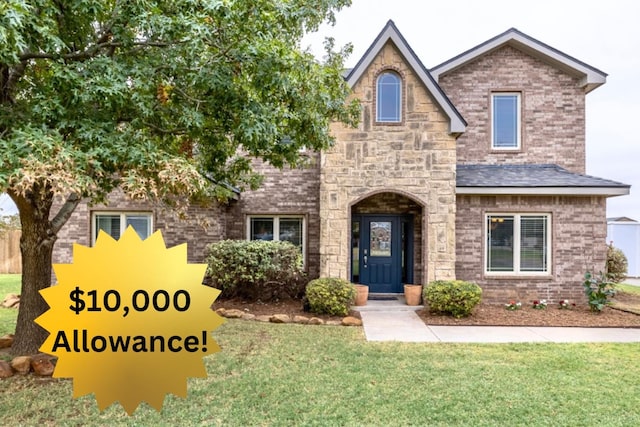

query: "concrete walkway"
left=354, top=299, right=640, bottom=343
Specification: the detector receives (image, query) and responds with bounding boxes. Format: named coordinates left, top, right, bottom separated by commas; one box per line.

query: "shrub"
left=424, top=280, right=482, bottom=318
left=305, top=278, right=356, bottom=316
left=583, top=271, right=617, bottom=312
left=205, top=239, right=305, bottom=301
left=606, top=244, right=628, bottom=284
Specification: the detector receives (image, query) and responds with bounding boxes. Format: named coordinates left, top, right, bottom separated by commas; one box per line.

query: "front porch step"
left=352, top=295, right=423, bottom=312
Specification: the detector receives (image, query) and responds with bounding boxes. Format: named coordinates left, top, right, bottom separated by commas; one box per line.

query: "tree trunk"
left=11, top=217, right=55, bottom=355
left=8, top=188, right=82, bottom=355
left=9, top=186, right=56, bottom=355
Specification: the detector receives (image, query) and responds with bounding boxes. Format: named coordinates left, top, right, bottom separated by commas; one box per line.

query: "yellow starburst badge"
left=35, top=227, right=225, bottom=415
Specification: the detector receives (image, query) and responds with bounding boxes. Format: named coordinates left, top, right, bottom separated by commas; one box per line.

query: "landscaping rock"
left=31, top=354, right=55, bottom=376
left=0, top=360, right=13, bottom=378
left=2, top=295, right=19, bottom=309
left=293, top=315, right=310, bottom=324
left=241, top=313, right=256, bottom=321
left=10, top=356, right=32, bottom=375
left=270, top=314, right=291, bottom=324
left=326, top=320, right=342, bottom=326
left=342, top=316, right=363, bottom=326
left=0, top=334, right=14, bottom=349
left=308, top=317, right=325, bottom=325
left=1, top=293, right=20, bottom=308
left=215, top=308, right=226, bottom=317
left=223, top=309, right=246, bottom=319
left=256, top=315, right=272, bottom=322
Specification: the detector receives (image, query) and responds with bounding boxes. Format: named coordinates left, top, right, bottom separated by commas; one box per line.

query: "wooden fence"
left=0, top=230, right=21, bottom=274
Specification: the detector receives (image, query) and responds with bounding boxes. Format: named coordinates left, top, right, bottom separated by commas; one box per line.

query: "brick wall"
left=52, top=189, right=227, bottom=274
left=439, top=45, right=586, bottom=174
left=320, top=41, right=458, bottom=283
left=456, top=194, right=607, bottom=303
left=225, top=154, right=322, bottom=278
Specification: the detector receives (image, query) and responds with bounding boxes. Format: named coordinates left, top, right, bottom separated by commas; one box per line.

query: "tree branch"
left=50, top=193, right=82, bottom=234
left=19, top=40, right=178, bottom=63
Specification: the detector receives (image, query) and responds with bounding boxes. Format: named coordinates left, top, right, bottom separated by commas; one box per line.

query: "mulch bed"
left=213, top=291, right=640, bottom=328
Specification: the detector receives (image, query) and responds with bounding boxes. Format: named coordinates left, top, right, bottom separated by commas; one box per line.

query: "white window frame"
left=491, top=92, right=521, bottom=150
left=376, top=71, right=402, bottom=123
left=91, top=212, right=153, bottom=245
left=246, top=215, right=306, bottom=261
left=485, top=213, right=551, bottom=276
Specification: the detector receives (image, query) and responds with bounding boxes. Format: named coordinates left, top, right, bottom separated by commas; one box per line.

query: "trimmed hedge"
left=205, top=239, right=305, bottom=301
left=305, top=278, right=356, bottom=316
left=424, top=280, right=482, bottom=318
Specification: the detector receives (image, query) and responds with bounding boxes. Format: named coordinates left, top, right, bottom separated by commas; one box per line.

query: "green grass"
left=618, top=283, right=640, bottom=295
left=0, top=274, right=20, bottom=336
left=1, top=319, right=640, bottom=426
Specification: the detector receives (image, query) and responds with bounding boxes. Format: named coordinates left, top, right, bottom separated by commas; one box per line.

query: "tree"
left=0, top=0, right=359, bottom=355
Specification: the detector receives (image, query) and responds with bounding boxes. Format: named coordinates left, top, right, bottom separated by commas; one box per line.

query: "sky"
left=2, top=0, right=638, bottom=219
left=302, top=0, right=640, bottom=220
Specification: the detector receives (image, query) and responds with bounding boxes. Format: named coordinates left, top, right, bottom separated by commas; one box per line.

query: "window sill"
left=490, top=147, right=522, bottom=152
left=484, top=273, right=553, bottom=280
left=374, top=121, right=404, bottom=126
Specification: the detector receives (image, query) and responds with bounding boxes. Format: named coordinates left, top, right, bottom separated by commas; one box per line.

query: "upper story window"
left=92, top=212, right=153, bottom=244
left=492, top=92, right=521, bottom=149
left=376, top=71, right=402, bottom=123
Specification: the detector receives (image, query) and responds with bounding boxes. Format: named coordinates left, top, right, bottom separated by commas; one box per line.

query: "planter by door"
left=354, top=284, right=369, bottom=306
left=404, top=284, right=422, bottom=306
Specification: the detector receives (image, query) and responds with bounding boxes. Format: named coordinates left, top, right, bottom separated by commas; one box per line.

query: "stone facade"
left=319, top=41, right=458, bottom=283
left=439, top=45, right=586, bottom=174
left=456, top=195, right=607, bottom=303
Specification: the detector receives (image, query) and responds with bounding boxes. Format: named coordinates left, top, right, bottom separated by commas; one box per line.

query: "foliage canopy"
left=0, top=0, right=359, bottom=354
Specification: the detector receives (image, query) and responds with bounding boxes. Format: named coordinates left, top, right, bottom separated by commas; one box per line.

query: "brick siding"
left=52, top=189, right=227, bottom=275
left=456, top=194, right=607, bottom=303
left=439, top=45, right=586, bottom=174
left=225, top=154, right=322, bottom=278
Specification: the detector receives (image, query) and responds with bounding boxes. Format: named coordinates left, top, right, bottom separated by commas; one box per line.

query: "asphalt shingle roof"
left=456, top=164, right=629, bottom=189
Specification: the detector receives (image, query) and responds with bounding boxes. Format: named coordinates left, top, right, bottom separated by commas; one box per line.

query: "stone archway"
left=350, top=192, right=424, bottom=291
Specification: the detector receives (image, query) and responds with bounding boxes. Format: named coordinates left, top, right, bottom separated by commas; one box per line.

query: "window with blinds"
left=486, top=214, right=550, bottom=274
left=92, top=212, right=153, bottom=244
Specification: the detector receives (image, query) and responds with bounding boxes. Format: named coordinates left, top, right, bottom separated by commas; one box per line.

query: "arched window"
left=376, top=72, right=401, bottom=122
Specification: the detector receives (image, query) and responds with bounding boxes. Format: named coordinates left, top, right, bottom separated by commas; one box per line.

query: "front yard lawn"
left=2, top=319, right=640, bottom=426
left=0, top=274, right=20, bottom=336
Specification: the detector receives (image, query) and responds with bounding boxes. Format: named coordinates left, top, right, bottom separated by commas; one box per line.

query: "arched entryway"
left=350, top=192, right=424, bottom=293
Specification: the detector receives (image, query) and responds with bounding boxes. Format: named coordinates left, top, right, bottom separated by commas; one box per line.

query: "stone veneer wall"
left=455, top=194, right=607, bottom=303
left=320, top=41, right=458, bottom=283
left=224, top=154, right=322, bottom=278
left=52, top=189, right=227, bottom=274
left=439, top=45, right=586, bottom=174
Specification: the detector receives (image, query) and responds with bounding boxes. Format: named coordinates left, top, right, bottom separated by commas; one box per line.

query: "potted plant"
left=354, top=284, right=369, bottom=306
left=404, top=284, right=422, bottom=306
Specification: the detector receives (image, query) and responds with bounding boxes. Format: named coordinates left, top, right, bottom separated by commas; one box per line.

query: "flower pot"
left=354, top=284, right=369, bottom=306
left=404, top=284, right=422, bottom=306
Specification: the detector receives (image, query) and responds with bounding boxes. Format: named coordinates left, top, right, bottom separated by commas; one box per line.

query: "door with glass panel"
left=352, top=215, right=413, bottom=293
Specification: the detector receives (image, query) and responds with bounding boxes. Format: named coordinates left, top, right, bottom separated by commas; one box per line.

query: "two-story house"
left=53, top=21, right=629, bottom=303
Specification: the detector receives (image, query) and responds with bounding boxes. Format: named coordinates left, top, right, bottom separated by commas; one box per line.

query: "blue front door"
left=354, top=215, right=413, bottom=293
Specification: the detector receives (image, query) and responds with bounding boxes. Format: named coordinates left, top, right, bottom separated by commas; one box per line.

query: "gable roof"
left=345, top=20, right=466, bottom=134
left=456, top=164, right=630, bottom=196
left=431, top=28, right=607, bottom=94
